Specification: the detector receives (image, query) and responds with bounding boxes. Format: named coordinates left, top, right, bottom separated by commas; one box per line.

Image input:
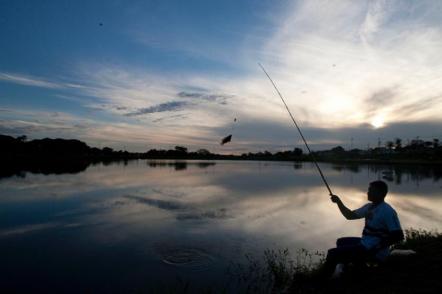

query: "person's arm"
left=330, top=195, right=361, bottom=220
left=379, top=210, right=404, bottom=248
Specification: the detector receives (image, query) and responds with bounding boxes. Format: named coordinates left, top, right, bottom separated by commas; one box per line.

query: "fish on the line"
left=220, top=134, right=232, bottom=145
left=220, top=118, right=237, bottom=145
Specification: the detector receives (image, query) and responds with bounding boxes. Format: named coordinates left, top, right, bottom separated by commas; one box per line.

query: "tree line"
left=1, top=134, right=441, bottom=163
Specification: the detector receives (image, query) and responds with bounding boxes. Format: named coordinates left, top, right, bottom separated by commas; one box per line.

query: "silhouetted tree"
left=293, top=147, right=303, bottom=156
left=102, top=147, right=114, bottom=154
left=331, top=146, right=345, bottom=153
left=395, top=138, right=402, bottom=149
left=174, top=146, right=188, bottom=153
left=424, top=141, right=433, bottom=148
left=196, top=149, right=211, bottom=156
left=410, top=139, right=424, bottom=148
left=386, top=141, right=394, bottom=150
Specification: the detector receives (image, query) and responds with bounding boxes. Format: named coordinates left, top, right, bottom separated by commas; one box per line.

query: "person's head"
left=367, top=180, right=388, bottom=203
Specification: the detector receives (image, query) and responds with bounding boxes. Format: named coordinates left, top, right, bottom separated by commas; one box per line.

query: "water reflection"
left=0, top=159, right=217, bottom=180
left=0, top=159, right=91, bottom=179
left=147, top=160, right=216, bottom=170
left=330, top=163, right=442, bottom=185
left=0, top=160, right=441, bottom=292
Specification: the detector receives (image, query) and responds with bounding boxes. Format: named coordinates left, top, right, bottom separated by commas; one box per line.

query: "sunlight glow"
left=371, top=116, right=385, bottom=129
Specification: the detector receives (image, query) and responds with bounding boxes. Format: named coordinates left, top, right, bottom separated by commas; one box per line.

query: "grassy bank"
left=221, top=229, right=439, bottom=294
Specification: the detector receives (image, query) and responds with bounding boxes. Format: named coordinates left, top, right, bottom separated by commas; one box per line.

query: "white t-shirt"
left=353, top=201, right=402, bottom=260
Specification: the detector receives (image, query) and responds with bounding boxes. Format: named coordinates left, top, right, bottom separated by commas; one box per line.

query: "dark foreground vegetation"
left=236, top=229, right=442, bottom=294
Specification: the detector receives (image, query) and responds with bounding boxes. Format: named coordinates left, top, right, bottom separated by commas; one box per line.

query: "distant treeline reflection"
left=148, top=161, right=216, bottom=170
left=1, top=134, right=441, bottom=180
left=331, top=163, right=442, bottom=183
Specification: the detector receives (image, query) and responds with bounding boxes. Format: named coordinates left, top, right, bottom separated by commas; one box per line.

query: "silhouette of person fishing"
left=258, top=65, right=404, bottom=278
left=324, top=180, right=404, bottom=278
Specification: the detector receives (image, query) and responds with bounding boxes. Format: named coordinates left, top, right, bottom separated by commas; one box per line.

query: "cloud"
left=0, top=72, right=63, bottom=89
left=2, top=1, right=442, bottom=152
left=392, top=94, right=442, bottom=119
left=125, top=101, right=189, bottom=116
left=123, top=194, right=231, bottom=221
left=124, top=195, right=186, bottom=210
left=176, top=208, right=230, bottom=220
left=0, top=109, right=96, bottom=139
left=212, top=118, right=442, bottom=152
left=364, top=87, right=397, bottom=118
left=71, top=65, right=237, bottom=122
left=359, top=0, right=390, bottom=43
left=152, top=114, right=188, bottom=123
left=252, top=0, right=442, bottom=130
left=365, top=88, right=397, bottom=107
left=0, top=72, right=83, bottom=89
left=177, top=91, right=232, bottom=105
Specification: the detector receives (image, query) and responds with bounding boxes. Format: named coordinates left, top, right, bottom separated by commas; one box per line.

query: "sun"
left=371, top=116, right=385, bottom=129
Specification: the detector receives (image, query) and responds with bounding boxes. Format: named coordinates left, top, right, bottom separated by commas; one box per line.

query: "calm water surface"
left=1, top=160, right=441, bottom=292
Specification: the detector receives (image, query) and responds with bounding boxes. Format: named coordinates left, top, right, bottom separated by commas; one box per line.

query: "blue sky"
left=1, top=0, right=442, bottom=153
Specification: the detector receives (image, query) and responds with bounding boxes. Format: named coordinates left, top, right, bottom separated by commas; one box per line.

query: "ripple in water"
left=154, top=243, right=216, bottom=271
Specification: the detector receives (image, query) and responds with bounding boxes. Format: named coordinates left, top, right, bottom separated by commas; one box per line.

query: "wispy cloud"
left=256, top=0, right=442, bottom=129
left=391, top=94, right=442, bottom=120
left=0, top=107, right=223, bottom=151
left=0, top=72, right=65, bottom=89
left=125, top=101, right=189, bottom=116
left=0, top=72, right=84, bottom=89
left=177, top=91, right=232, bottom=105
left=124, top=195, right=186, bottom=210
left=363, top=87, right=397, bottom=119
left=124, top=194, right=231, bottom=221
left=0, top=110, right=96, bottom=139
left=359, top=0, right=390, bottom=43
left=66, top=65, right=246, bottom=137
left=152, top=114, right=188, bottom=123
left=2, top=1, right=442, bottom=152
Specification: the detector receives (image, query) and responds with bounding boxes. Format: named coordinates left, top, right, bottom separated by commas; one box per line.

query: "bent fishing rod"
left=258, top=63, right=333, bottom=195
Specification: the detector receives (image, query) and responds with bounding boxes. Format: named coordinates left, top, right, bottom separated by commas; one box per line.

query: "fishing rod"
left=258, top=63, right=333, bottom=195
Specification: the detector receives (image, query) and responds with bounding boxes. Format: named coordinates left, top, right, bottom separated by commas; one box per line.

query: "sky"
left=1, top=0, right=442, bottom=153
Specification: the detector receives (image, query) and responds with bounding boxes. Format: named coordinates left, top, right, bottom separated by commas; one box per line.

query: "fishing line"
left=258, top=63, right=333, bottom=195
left=220, top=118, right=237, bottom=145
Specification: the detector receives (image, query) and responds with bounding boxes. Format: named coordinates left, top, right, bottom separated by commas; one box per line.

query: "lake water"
left=1, top=160, right=441, bottom=292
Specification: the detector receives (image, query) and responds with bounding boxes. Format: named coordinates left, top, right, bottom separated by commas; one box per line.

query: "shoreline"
left=2, top=155, right=442, bottom=166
